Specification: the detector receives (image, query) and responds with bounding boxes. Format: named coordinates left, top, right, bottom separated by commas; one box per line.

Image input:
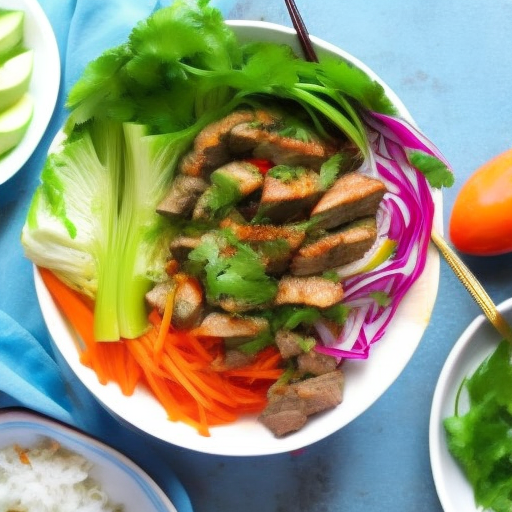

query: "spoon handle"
left=431, top=229, right=512, bottom=343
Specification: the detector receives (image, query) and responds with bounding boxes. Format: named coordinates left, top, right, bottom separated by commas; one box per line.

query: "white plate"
left=35, top=20, right=441, bottom=457
left=0, top=408, right=177, bottom=512
left=0, top=0, right=60, bottom=185
left=429, top=297, right=512, bottom=512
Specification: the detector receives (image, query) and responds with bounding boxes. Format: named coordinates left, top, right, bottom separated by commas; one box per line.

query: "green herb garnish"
left=408, top=150, right=454, bottom=189
left=444, top=340, right=512, bottom=512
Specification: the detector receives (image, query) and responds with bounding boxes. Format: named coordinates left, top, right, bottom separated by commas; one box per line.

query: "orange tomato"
left=449, top=148, right=512, bottom=255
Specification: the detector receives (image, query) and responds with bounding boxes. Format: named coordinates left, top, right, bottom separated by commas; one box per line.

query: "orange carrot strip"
left=154, top=288, right=176, bottom=360
left=39, top=268, right=95, bottom=352
left=162, top=349, right=238, bottom=408
left=196, top=402, right=211, bottom=437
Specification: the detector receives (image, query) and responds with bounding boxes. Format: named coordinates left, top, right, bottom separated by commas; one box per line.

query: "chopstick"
left=284, top=0, right=319, bottom=63
left=283, top=0, right=512, bottom=344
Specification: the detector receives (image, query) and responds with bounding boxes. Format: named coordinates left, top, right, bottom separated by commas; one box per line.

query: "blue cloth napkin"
left=0, top=0, right=235, bottom=509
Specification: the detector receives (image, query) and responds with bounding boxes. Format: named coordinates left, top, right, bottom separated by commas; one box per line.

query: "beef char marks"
left=180, top=109, right=278, bottom=178
left=291, top=217, right=378, bottom=276
left=311, top=172, right=387, bottom=230
left=229, top=121, right=338, bottom=170
left=258, top=168, right=323, bottom=223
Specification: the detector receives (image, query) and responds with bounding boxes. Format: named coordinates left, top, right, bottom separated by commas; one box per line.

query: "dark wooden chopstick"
left=284, top=0, right=319, bottom=63
left=283, top=0, right=512, bottom=344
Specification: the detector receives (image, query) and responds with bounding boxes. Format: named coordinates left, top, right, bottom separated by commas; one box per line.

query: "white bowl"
left=0, top=0, right=60, bottom=185
left=35, top=20, right=441, bottom=456
left=429, top=297, right=512, bottom=511
left=0, top=408, right=177, bottom=512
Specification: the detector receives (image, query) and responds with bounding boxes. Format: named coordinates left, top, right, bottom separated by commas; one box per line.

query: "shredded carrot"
left=39, top=268, right=96, bottom=352
left=41, top=267, right=285, bottom=436
left=154, top=287, right=175, bottom=361
left=39, top=267, right=141, bottom=395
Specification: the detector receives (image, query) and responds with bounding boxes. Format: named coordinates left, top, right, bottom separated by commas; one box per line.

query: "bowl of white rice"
left=0, top=409, right=177, bottom=512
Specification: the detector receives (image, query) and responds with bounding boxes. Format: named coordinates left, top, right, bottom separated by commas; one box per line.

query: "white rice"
left=0, top=437, right=122, bottom=512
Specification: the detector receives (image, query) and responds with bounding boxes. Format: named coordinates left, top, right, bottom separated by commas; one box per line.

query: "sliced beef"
left=297, top=350, right=338, bottom=376
left=172, top=275, right=204, bottom=329
left=215, top=161, right=264, bottom=196
left=145, top=281, right=172, bottom=315
left=217, top=296, right=267, bottom=314
left=291, top=217, right=377, bottom=276
left=223, top=349, right=256, bottom=369
left=192, top=312, right=269, bottom=338
left=144, top=275, right=204, bottom=330
left=274, top=276, right=343, bottom=308
left=169, top=235, right=202, bottom=262
left=275, top=329, right=309, bottom=359
left=220, top=219, right=306, bottom=274
left=259, top=169, right=323, bottom=223
left=180, top=110, right=277, bottom=177
left=220, top=218, right=305, bottom=248
left=259, top=386, right=307, bottom=437
left=156, top=175, right=208, bottom=218
left=229, top=123, right=337, bottom=170
left=311, top=172, right=387, bottom=229
left=292, top=370, right=344, bottom=416
left=192, top=161, right=264, bottom=220
left=259, top=370, right=344, bottom=436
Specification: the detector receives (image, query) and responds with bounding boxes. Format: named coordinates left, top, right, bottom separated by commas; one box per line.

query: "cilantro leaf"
left=444, top=341, right=512, bottom=512
left=408, top=150, right=455, bottom=188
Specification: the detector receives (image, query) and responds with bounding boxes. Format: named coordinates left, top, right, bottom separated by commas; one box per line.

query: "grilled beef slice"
left=156, top=175, right=208, bottom=218
left=169, top=235, right=202, bottom=262
left=229, top=123, right=337, bottom=170
left=145, top=276, right=204, bottom=329
left=297, top=350, right=338, bottom=376
left=292, top=370, right=344, bottom=416
left=259, top=370, right=344, bottom=436
left=258, top=387, right=308, bottom=437
left=274, top=276, right=343, bottom=308
left=275, top=330, right=309, bottom=359
left=311, top=172, right=387, bottom=229
left=219, top=219, right=306, bottom=274
left=291, top=217, right=377, bottom=276
left=192, top=312, right=269, bottom=338
left=259, top=169, right=323, bottom=223
left=180, top=110, right=277, bottom=177
left=192, top=161, right=264, bottom=220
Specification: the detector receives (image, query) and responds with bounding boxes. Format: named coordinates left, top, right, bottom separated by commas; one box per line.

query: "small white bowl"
left=35, top=20, right=441, bottom=457
left=429, top=297, right=512, bottom=511
left=0, top=408, right=177, bottom=512
left=0, top=0, right=60, bottom=185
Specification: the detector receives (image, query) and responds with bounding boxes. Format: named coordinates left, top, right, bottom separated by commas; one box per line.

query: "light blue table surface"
left=2, top=1, right=512, bottom=511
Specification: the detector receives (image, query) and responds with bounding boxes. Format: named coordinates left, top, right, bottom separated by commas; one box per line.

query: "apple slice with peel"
left=0, top=10, right=24, bottom=56
left=0, top=93, right=33, bottom=156
left=0, top=50, right=33, bottom=111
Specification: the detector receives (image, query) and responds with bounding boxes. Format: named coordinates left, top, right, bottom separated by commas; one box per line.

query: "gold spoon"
left=284, top=0, right=512, bottom=343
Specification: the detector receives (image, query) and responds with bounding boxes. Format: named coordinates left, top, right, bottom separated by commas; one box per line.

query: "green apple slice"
left=0, top=50, right=33, bottom=111
left=0, top=92, right=33, bottom=156
left=0, top=10, right=24, bottom=57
